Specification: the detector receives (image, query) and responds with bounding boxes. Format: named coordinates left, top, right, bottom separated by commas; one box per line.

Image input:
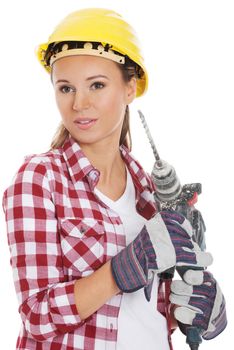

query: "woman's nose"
left=72, top=91, right=91, bottom=111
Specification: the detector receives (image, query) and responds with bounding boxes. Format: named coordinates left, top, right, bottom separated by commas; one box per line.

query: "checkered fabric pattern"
left=2, top=135, right=167, bottom=350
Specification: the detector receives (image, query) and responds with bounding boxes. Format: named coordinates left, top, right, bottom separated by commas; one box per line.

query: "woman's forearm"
left=74, top=260, right=120, bottom=320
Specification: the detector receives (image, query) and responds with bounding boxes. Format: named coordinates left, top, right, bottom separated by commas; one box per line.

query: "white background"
left=0, top=0, right=233, bottom=349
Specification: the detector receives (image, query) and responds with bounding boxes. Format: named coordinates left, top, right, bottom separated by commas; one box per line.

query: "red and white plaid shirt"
left=3, top=136, right=167, bottom=350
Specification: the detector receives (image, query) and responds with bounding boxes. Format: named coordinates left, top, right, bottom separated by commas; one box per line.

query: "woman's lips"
left=74, top=118, right=97, bottom=130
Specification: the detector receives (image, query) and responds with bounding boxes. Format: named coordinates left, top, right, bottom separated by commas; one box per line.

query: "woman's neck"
left=79, top=140, right=125, bottom=187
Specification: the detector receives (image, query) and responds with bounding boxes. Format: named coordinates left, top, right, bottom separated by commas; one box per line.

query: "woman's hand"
left=170, top=270, right=227, bottom=339
left=111, top=210, right=213, bottom=300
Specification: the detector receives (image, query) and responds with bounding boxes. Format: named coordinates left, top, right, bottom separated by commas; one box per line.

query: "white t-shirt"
left=94, top=166, right=170, bottom=350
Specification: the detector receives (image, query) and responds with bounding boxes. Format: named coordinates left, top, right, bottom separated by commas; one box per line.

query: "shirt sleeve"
left=2, top=157, right=84, bottom=341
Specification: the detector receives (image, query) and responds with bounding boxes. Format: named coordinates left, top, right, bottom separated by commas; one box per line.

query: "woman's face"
left=52, top=55, right=136, bottom=147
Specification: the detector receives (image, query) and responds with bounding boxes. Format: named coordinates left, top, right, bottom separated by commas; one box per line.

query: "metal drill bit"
left=137, top=110, right=162, bottom=166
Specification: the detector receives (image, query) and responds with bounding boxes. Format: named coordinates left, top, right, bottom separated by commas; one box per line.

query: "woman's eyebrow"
left=86, top=75, right=109, bottom=81
left=55, top=75, right=109, bottom=84
left=55, top=79, right=70, bottom=84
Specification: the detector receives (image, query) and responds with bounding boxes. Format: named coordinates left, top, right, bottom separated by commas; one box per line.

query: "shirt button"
left=80, top=225, right=86, bottom=234
left=110, top=323, right=113, bottom=332
left=89, top=170, right=99, bottom=180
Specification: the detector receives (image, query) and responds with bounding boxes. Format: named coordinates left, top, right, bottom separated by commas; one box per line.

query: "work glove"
left=170, top=270, right=227, bottom=339
left=111, top=210, right=213, bottom=299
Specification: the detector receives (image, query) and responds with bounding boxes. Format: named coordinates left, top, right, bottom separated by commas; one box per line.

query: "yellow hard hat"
left=36, top=8, right=148, bottom=97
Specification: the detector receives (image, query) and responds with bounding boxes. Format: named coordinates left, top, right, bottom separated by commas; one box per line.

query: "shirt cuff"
left=48, top=279, right=84, bottom=333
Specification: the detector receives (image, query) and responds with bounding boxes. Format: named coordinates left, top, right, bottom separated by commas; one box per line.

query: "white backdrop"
left=0, top=0, right=233, bottom=349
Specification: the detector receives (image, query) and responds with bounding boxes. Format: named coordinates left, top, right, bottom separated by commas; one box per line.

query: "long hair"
left=50, top=46, right=141, bottom=151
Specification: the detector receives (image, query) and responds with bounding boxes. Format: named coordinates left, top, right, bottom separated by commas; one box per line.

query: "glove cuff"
left=111, top=235, right=149, bottom=293
left=111, top=226, right=158, bottom=294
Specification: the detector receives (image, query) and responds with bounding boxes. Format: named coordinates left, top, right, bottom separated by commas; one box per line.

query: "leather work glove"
left=111, top=210, right=213, bottom=299
left=170, top=270, right=227, bottom=339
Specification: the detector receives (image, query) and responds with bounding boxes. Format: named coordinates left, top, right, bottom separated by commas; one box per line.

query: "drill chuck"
left=151, top=159, right=182, bottom=203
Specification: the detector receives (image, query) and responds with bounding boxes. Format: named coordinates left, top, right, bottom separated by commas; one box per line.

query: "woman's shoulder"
left=25, top=145, right=63, bottom=162
left=6, top=148, right=65, bottom=191
left=2, top=148, right=64, bottom=211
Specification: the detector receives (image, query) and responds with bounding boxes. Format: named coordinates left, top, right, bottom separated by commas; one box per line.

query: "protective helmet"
left=36, top=8, right=148, bottom=97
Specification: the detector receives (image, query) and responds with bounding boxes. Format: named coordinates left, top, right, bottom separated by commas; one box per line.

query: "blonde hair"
left=50, top=43, right=141, bottom=151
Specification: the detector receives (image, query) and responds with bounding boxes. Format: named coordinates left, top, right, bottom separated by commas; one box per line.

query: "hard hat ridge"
left=45, top=41, right=126, bottom=67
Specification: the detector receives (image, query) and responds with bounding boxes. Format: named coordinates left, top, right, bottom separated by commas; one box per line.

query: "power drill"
left=138, top=110, right=206, bottom=350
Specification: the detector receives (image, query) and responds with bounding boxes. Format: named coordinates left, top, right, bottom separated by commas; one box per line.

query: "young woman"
left=3, top=8, right=227, bottom=350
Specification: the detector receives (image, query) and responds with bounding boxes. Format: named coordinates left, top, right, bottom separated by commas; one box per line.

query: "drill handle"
left=178, top=323, right=202, bottom=350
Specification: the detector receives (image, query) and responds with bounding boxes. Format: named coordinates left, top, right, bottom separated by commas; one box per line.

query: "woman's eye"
left=59, top=86, right=74, bottom=94
left=91, top=82, right=105, bottom=90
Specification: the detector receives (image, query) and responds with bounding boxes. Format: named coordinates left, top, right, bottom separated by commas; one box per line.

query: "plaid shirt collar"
left=62, top=135, right=156, bottom=195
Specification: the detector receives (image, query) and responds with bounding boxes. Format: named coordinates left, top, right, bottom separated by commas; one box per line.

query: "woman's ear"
left=126, top=77, right=137, bottom=104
